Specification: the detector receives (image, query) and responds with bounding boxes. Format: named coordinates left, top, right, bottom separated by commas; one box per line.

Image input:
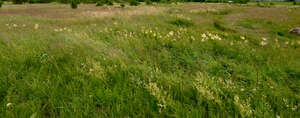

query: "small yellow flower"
left=6, top=103, right=12, bottom=107
left=240, top=36, right=245, bottom=40
left=169, top=31, right=174, bottom=36
left=260, top=41, right=267, bottom=46
left=34, top=24, right=39, bottom=30
left=201, top=33, right=207, bottom=38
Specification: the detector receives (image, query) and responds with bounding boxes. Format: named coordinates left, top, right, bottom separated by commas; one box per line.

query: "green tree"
left=0, top=0, right=3, bottom=8
left=71, top=0, right=79, bottom=9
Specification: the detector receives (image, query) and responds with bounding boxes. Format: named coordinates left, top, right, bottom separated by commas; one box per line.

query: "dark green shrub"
left=120, top=3, right=125, bottom=7
left=205, top=0, right=227, bottom=3
left=270, top=2, right=274, bottom=5
left=145, top=0, right=152, bottom=5
left=233, top=0, right=249, bottom=4
left=71, top=0, right=78, bottom=9
left=96, top=0, right=104, bottom=6
left=106, top=0, right=113, bottom=5
left=0, top=0, right=3, bottom=8
left=28, top=0, right=37, bottom=3
left=129, top=0, right=140, bottom=6
left=169, top=18, right=194, bottom=27
left=58, top=0, right=70, bottom=4
left=12, top=0, right=25, bottom=4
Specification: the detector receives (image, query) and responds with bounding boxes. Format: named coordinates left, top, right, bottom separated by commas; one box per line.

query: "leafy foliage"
left=233, top=0, right=249, bottom=4
left=0, top=0, right=3, bottom=8
left=145, top=0, right=152, bottom=5
left=70, top=0, right=78, bottom=9
left=96, top=0, right=104, bottom=6
left=129, top=0, right=140, bottom=6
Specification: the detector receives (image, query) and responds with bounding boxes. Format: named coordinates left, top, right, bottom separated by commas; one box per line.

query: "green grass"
left=0, top=3, right=300, bottom=118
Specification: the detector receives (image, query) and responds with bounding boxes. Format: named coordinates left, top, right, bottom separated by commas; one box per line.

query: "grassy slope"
left=0, top=3, right=300, bottom=118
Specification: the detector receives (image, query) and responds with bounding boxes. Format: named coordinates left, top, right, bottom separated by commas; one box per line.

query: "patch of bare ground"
left=225, top=6, right=300, bottom=26
left=0, top=3, right=166, bottom=19
left=79, top=6, right=166, bottom=18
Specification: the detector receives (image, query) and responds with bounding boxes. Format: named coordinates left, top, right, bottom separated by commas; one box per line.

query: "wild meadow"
left=0, top=2, right=300, bottom=118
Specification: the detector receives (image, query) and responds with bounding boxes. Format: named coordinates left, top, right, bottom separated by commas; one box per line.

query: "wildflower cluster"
left=201, top=32, right=223, bottom=42
left=54, top=27, right=72, bottom=32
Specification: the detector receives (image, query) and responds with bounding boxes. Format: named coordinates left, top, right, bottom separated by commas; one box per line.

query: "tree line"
left=0, top=0, right=251, bottom=4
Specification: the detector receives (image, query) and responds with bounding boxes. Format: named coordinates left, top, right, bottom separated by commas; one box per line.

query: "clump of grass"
left=214, top=20, right=234, bottom=32
left=169, top=18, right=194, bottom=27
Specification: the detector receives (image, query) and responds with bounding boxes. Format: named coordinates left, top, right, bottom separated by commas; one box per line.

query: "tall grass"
left=0, top=3, right=299, bottom=118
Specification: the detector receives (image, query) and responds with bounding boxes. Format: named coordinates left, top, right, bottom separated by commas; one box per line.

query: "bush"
left=233, top=0, right=249, bottom=4
left=12, top=0, right=25, bottom=4
left=120, top=3, right=125, bottom=8
left=96, top=0, right=104, bottom=6
left=145, top=0, right=152, bottom=5
left=106, top=0, right=113, bottom=5
left=71, top=0, right=78, bottom=9
left=205, top=0, right=227, bottom=3
left=0, top=0, right=2, bottom=8
left=129, top=0, right=140, bottom=6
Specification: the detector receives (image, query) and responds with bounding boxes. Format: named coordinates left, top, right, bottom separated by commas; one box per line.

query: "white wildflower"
left=285, top=41, right=289, bottom=45
left=89, top=68, right=94, bottom=72
left=240, top=36, right=245, bottom=40
left=201, top=33, right=207, bottom=38
left=6, top=103, right=12, bottom=107
left=191, top=36, right=195, bottom=40
left=262, top=37, right=267, bottom=41
left=169, top=31, right=174, bottom=36
left=260, top=41, right=267, bottom=46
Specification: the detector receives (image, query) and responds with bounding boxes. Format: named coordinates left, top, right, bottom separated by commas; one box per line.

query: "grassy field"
left=0, top=2, right=300, bottom=118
